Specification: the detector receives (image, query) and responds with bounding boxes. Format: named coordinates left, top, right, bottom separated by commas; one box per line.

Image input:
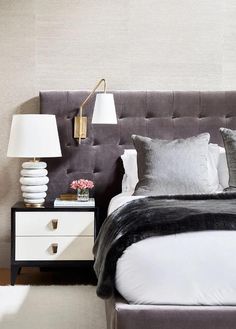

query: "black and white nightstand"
left=11, top=202, right=98, bottom=285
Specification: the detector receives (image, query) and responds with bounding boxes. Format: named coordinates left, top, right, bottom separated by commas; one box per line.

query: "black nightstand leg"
left=11, top=265, right=20, bottom=285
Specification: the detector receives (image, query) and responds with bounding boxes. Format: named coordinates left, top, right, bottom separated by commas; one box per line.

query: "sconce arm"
left=75, top=79, right=107, bottom=143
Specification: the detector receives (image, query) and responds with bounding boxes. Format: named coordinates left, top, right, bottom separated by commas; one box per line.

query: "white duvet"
left=109, top=193, right=236, bottom=305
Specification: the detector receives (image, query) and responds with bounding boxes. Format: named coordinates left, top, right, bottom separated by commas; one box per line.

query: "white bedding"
left=109, top=193, right=236, bottom=305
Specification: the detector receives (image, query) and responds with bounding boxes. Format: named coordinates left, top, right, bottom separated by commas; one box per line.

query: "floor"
left=0, top=279, right=106, bottom=329
left=0, top=267, right=97, bottom=285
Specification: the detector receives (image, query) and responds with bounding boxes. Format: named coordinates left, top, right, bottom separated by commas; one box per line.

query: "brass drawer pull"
left=51, top=219, right=58, bottom=230
left=51, top=243, right=58, bottom=254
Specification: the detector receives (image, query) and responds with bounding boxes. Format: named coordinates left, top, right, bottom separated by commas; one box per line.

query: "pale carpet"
left=0, top=285, right=106, bottom=329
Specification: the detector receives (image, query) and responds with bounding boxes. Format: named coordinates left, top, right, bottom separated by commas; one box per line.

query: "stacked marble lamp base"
left=20, top=161, right=49, bottom=207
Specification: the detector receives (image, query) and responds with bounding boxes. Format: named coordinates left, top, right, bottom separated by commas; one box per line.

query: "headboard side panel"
left=40, top=90, right=236, bottom=228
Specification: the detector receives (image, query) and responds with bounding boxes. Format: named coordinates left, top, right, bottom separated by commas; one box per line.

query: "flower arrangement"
left=70, top=179, right=94, bottom=191
left=70, top=179, right=94, bottom=201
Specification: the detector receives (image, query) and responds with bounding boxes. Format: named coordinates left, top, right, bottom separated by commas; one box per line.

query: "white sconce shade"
left=92, top=93, right=117, bottom=124
left=7, top=114, right=62, bottom=158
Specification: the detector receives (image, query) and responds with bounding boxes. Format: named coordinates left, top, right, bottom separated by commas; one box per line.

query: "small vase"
left=77, top=188, right=89, bottom=201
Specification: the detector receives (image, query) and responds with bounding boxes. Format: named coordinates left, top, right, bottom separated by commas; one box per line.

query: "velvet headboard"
left=40, top=90, right=236, bottom=229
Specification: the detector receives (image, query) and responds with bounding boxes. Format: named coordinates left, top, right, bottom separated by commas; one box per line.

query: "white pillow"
left=208, top=143, right=222, bottom=192
left=218, top=146, right=229, bottom=189
left=121, top=144, right=221, bottom=194
left=121, top=149, right=138, bottom=192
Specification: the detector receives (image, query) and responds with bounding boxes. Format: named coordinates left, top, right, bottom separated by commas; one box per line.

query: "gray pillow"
left=132, top=133, right=212, bottom=196
left=220, top=128, right=236, bottom=188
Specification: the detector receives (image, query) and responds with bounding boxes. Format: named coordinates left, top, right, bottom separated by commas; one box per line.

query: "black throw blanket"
left=93, top=193, right=236, bottom=299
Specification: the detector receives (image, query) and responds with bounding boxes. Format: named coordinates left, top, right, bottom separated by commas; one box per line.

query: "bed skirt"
left=105, top=295, right=236, bottom=329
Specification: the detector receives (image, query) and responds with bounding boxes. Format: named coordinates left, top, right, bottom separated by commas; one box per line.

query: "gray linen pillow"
left=220, top=128, right=236, bottom=188
left=132, top=133, right=212, bottom=196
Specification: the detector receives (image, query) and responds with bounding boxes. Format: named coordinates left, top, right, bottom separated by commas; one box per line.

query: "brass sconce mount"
left=74, top=79, right=107, bottom=143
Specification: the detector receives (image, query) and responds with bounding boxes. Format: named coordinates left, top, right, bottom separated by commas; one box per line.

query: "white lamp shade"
left=7, top=114, right=62, bottom=158
left=92, top=93, right=117, bottom=124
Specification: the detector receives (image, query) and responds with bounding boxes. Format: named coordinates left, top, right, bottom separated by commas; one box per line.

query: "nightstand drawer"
left=15, top=236, right=94, bottom=261
left=15, top=211, right=94, bottom=236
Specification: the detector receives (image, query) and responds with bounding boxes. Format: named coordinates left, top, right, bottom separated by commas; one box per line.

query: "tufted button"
left=66, top=115, right=72, bottom=120
left=198, top=114, right=205, bottom=118
left=66, top=143, right=71, bottom=147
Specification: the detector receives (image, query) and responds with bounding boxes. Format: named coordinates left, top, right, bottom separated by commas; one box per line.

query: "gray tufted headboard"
left=40, top=90, right=236, bottom=229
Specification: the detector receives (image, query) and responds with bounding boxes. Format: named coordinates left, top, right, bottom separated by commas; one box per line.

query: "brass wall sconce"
left=74, top=79, right=117, bottom=143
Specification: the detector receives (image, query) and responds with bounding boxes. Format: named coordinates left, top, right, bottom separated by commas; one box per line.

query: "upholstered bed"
left=40, top=91, right=236, bottom=329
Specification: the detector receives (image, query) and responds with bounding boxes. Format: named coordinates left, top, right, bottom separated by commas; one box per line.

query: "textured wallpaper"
left=0, top=0, right=236, bottom=266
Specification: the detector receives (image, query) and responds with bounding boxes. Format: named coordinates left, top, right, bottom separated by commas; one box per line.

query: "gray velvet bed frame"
left=40, top=90, right=236, bottom=329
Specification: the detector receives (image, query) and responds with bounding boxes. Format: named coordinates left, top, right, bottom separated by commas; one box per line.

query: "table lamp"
left=7, top=114, right=62, bottom=207
left=74, top=78, right=117, bottom=143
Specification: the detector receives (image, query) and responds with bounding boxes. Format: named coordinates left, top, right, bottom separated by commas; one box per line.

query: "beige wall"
left=0, top=0, right=236, bottom=266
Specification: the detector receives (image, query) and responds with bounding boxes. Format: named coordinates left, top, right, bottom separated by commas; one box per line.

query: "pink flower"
left=70, top=179, right=94, bottom=190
